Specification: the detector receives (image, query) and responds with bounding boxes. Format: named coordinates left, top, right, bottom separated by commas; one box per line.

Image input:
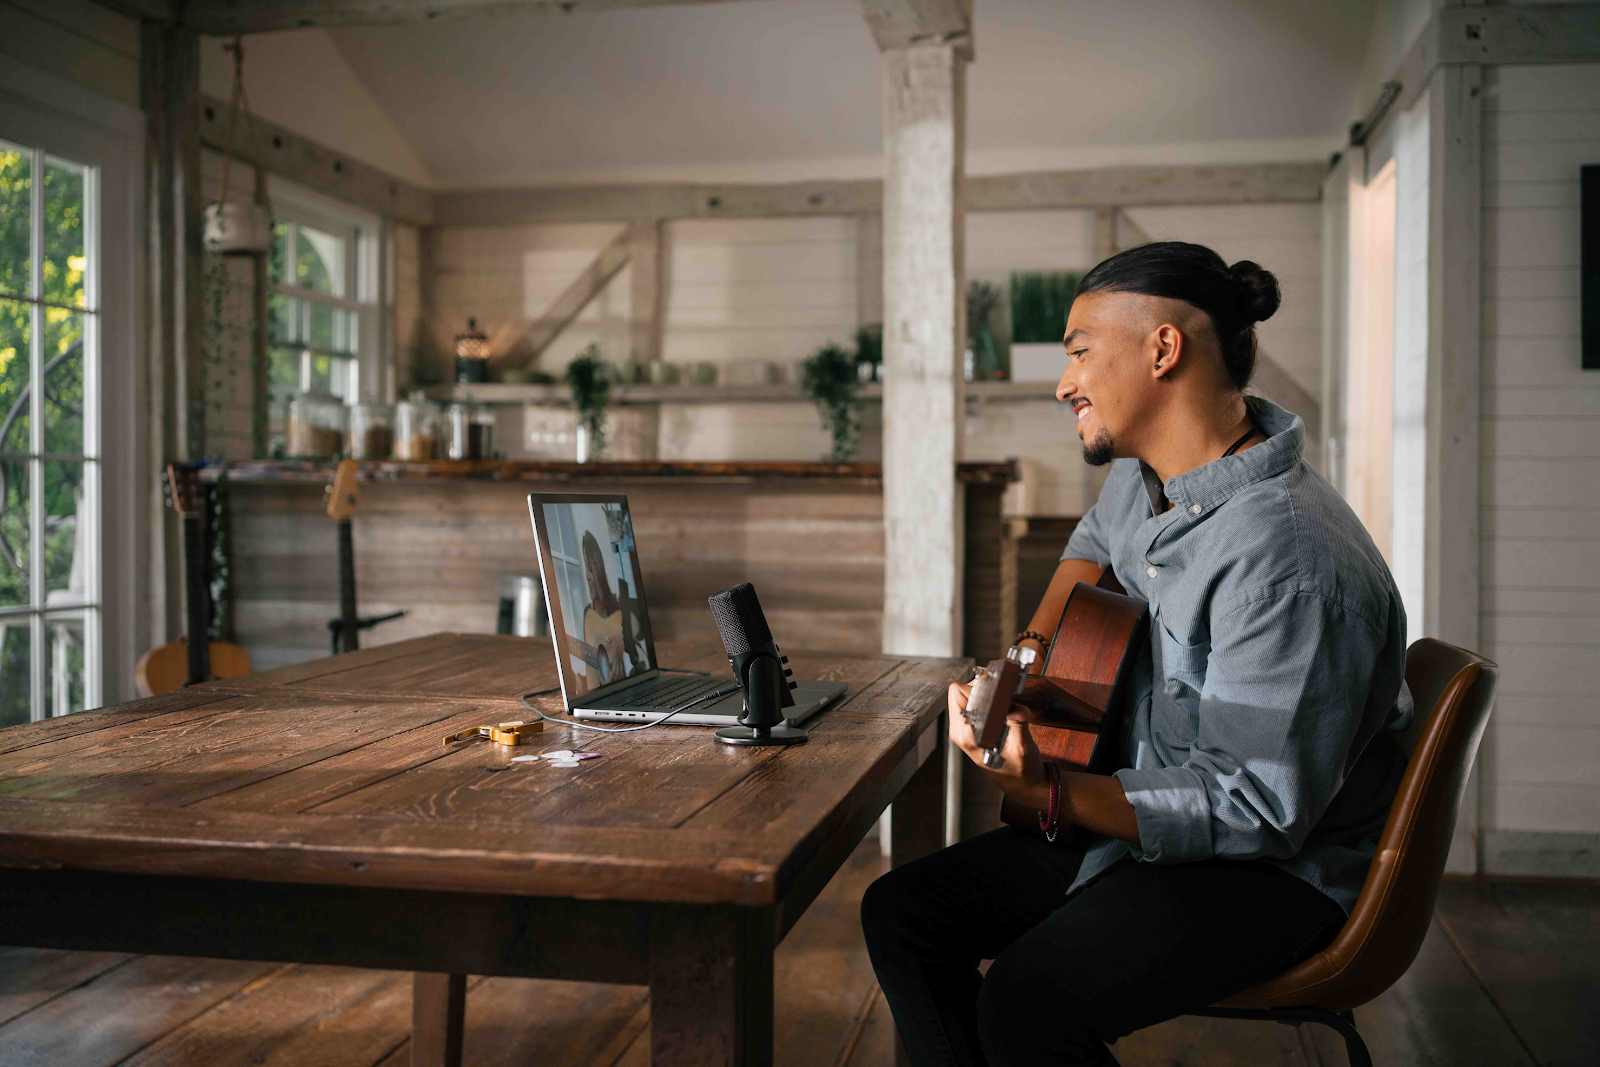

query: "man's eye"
left=1070, top=349, right=1087, bottom=358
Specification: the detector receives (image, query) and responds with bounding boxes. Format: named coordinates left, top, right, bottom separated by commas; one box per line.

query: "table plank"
left=0, top=693, right=475, bottom=809
left=0, top=635, right=967, bottom=909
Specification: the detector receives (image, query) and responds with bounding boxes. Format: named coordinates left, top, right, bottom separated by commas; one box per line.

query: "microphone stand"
left=715, top=647, right=808, bottom=746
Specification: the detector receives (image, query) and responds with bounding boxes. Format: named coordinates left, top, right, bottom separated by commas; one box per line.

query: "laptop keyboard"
left=608, top=675, right=731, bottom=710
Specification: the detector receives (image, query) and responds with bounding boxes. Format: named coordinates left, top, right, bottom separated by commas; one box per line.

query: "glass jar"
left=394, top=394, right=441, bottom=460
left=286, top=391, right=347, bottom=459
left=447, top=399, right=496, bottom=460
left=349, top=402, right=394, bottom=460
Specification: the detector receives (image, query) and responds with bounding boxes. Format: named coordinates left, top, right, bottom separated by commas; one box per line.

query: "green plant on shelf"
left=1010, top=270, right=1082, bottom=344
left=801, top=341, right=861, bottom=463
left=565, top=344, right=612, bottom=460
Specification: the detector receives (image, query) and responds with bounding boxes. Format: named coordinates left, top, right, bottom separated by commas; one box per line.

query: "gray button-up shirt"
left=1062, top=398, right=1410, bottom=914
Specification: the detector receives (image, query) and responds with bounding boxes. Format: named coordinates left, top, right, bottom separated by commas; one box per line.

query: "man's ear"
left=1150, top=323, right=1184, bottom=380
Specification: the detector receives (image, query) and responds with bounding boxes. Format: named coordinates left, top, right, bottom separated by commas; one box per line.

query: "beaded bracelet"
left=1014, top=629, right=1049, bottom=648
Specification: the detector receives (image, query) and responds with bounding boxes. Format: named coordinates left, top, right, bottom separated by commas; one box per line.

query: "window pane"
left=307, top=302, right=357, bottom=354
left=296, top=225, right=344, bottom=297
left=43, top=308, right=84, bottom=455
left=0, top=457, right=28, bottom=607
left=269, top=291, right=301, bottom=345
left=0, top=141, right=30, bottom=300
left=267, top=344, right=301, bottom=408
left=0, top=297, right=29, bottom=453
left=42, top=157, right=86, bottom=309
left=0, top=622, right=29, bottom=727
left=43, top=460, right=86, bottom=603
left=270, top=221, right=290, bottom=286
left=45, top=612, right=87, bottom=716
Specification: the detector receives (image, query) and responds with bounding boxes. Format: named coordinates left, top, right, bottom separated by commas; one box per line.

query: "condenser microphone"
left=707, top=582, right=807, bottom=746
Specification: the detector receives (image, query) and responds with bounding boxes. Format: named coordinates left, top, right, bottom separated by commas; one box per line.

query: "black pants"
left=860, top=828, right=1346, bottom=1066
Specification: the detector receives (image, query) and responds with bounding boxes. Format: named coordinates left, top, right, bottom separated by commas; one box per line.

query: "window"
left=266, top=184, right=384, bottom=438
left=0, top=137, right=100, bottom=725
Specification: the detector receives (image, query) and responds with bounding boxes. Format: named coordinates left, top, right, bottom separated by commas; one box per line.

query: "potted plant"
left=564, top=344, right=611, bottom=462
left=801, top=341, right=861, bottom=462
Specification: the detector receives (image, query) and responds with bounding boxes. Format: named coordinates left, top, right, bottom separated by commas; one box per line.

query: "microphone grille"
left=708, top=582, right=773, bottom=656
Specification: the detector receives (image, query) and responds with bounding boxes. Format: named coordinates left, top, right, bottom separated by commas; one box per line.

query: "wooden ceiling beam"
left=433, top=161, right=1326, bottom=226
left=177, top=0, right=750, bottom=35
left=860, top=0, right=972, bottom=56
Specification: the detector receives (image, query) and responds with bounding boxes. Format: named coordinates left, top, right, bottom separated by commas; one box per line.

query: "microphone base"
left=715, top=723, right=809, bottom=746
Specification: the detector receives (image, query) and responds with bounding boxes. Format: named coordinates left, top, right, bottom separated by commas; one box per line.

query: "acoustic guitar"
left=134, top=464, right=252, bottom=696
left=325, top=459, right=404, bottom=655
left=963, top=567, right=1149, bottom=840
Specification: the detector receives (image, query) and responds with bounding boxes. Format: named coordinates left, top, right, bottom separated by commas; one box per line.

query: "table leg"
left=892, top=712, right=948, bottom=1067
left=649, top=904, right=775, bottom=1067
left=412, top=972, right=466, bottom=1067
left=892, top=710, right=948, bottom=871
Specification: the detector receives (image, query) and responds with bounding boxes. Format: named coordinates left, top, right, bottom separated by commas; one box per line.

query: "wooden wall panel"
left=224, top=478, right=1013, bottom=685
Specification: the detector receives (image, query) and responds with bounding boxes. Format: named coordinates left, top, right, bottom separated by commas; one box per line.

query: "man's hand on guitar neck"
left=947, top=682, right=1143, bottom=846
left=948, top=681, right=1049, bottom=810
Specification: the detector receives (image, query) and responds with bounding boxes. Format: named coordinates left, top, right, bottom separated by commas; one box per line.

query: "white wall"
left=1390, top=92, right=1431, bottom=634
left=1123, top=203, right=1324, bottom=402
left=199, top=30, right=432, bottom=189
left=1478, top=64, right=1600, bottom=865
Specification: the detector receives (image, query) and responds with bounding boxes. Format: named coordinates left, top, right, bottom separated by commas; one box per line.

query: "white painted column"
left=880, top=42, right=967, bottom=658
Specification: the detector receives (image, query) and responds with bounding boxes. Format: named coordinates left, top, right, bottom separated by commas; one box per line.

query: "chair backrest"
left=1223, top=637, right=1498, bottom=1011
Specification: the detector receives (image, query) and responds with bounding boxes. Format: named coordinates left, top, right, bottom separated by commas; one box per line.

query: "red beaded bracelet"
left=1039, top=762, right=1061, bottom=843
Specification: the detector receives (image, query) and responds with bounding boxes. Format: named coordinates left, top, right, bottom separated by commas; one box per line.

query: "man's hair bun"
left=1229, top=260, right=1281, bottom=324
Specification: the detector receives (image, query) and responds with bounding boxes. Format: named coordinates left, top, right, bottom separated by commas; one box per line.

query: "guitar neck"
left=337, top=518, right=358, bottom=653
left=183, top=513, right=210, bottom=685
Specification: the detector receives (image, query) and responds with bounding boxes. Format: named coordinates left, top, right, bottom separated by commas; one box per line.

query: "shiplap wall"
left=1479, top=63, right=1600, bottom=869
left=1122, top=203, right=1324, bottom=402
left=425, top=202, right=1320, bottom=510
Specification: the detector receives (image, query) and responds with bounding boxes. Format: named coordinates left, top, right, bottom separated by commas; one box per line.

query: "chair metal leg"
left=1190, top=1006, right=1372, bottom=1067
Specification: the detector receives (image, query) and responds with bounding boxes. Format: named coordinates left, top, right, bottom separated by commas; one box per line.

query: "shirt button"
left=1146, top=566, right=1159, bottom=578
left=1190, top=504, right=1202, bottom=515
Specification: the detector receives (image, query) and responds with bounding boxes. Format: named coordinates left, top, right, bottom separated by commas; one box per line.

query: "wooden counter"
left=203, top=460, right=1019, bottom=674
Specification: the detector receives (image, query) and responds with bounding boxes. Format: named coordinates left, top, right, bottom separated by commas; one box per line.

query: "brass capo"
left=442, top=720, right=545, bottom=747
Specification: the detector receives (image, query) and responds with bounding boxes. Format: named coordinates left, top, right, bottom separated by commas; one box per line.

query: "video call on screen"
left=543, top=502, right=652, bottom=694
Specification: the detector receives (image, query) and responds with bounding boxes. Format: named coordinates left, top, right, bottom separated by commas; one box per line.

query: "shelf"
left=196, top=458, right=1019, bottom=485
left=423, top=379, right=1057, bottom=406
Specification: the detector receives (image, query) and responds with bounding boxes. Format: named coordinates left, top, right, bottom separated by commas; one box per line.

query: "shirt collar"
left=1139, top=398, right=1304, bottom=514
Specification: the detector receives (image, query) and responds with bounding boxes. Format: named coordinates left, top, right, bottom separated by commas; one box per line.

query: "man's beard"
left=1082, top=428, right=1114, bottom=467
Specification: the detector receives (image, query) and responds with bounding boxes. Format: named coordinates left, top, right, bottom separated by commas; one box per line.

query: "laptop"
left=526, top=492, right=846, bottom=726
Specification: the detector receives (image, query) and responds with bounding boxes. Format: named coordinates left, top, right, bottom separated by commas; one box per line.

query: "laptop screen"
left=528, top=494, right=656, bottom=701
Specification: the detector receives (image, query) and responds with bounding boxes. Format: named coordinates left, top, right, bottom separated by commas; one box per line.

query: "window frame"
left=267, top=180, right=387, bottom=416
left=0, top=60, right=142, bottom=710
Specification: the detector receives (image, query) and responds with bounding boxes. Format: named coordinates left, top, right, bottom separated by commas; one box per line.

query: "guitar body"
left=136, top=639, right=253, bottom=698
left=963, top=567, right=1149, bottom=842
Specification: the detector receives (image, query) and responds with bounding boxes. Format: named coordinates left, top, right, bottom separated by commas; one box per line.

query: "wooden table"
left=0, top=634, right=966, bottom=1066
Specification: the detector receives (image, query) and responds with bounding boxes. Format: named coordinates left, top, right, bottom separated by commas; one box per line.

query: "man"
left=861, top=242, right=1410, bottom=1067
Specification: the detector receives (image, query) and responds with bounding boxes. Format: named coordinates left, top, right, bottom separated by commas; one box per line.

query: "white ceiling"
left=259, top=0, right=1376, bottom=188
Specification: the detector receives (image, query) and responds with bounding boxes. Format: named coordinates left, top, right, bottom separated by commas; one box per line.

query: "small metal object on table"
left=0, top=632, right=965, bottom=1067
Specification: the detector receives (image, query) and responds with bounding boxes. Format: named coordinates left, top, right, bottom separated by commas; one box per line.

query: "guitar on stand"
left=325, top=460, right=404, bottom=655
left=963, top=567, right=1149, bottom=843
left=134, top=465, right=252, bottom=696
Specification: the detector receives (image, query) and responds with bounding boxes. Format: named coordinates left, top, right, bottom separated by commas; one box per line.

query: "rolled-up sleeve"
left=1114, top=591, right=1384, bottom=864
left=1063, top=497, right=1112, bottom=567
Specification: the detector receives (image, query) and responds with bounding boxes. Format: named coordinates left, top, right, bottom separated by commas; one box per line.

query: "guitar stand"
left=327, top=610, right=407, bottom=657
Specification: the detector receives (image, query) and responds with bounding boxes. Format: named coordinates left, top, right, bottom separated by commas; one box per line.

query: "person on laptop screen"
left=542, top=501, right=652, bottom=695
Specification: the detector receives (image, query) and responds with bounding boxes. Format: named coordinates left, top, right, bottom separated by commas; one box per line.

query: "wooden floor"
left=0, top=841, right=1593, bottom=1067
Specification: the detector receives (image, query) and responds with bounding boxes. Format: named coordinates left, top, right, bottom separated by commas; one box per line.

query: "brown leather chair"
left=1191, top=638, right=1499, bottom=1066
